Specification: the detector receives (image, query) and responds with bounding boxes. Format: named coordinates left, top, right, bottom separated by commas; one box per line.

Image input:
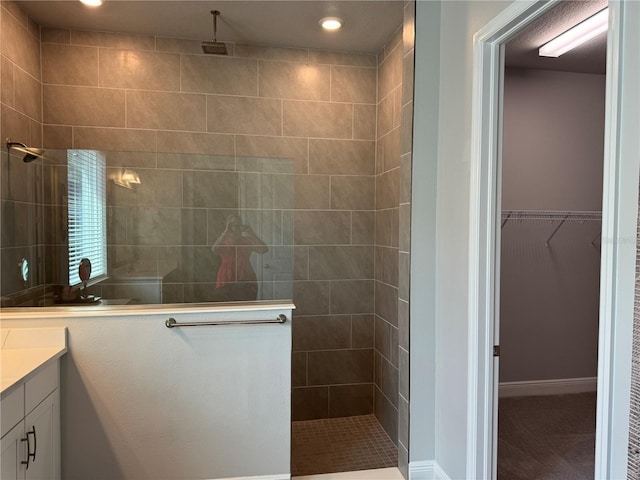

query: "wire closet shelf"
left=501, top=210, right=602, bottom=246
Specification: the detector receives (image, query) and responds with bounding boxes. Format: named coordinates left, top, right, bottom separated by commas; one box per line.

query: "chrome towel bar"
left=165, top=314, right=287, bottom=328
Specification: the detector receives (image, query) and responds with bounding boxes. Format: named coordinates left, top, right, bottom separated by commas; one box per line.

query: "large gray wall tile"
left=354, top=104, right=377, bottom=140
left=126, top=90, right=205, bottom=131
left=283, top=101, right=352, bottom=138
left=292, top=387, right=329, bottom=421
left=308, top=246, right=374, bottom=280
left=294, top=211, right=351, bottom=245
left=292, top=352, right=307, bottom=387
left=308, top=349, right=373, bottom=385
left=157, top=131, right=234, bottom=155
left=352, top=314, right=374, bottom=348
left=293, top=315, right=351, bottom=351
left=1, top=9, right=40, bottom=78
left=99, top=49, right=180, bottom=91
left=14, top=67, right=41, bottom=121
left=236, top=135, right=308, bottom=174
left=260, top=60, right=329, bottom=101
left=182, top=170, right=238, bottom=208
left=294, top=175, right=330, bottom=209
left=309, top=140, right=375, bottom=175
left=331, top=176, right=375, bottom=211
left=293, top=281, right=330, bottom=316
left=182, top=55, right=257, bottom=96
left=376, top=281, right=399, bottom=326
left=43, top=85, right=125, bottom=127
left=74, top=127, right=156, bottom=152
left=70, top=30, right=155, bottom=50
left=330, top=280, right=374, bottom=314
left=352, top=212, right=375, bottom=245
left=330, top=66, right=376, bottom=104
left=375, top=386, right=398, bottom=445
left=41, top=43, right=98, bottom=86
left=309, top=50, right=376, bottom=68
left=207, top=95, right=281, bottom=135
left=329, top=384, right=374, bottom=417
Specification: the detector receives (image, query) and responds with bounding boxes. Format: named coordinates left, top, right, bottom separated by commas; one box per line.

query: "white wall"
left=500, top=68, right=605, bottom=383
left=434, top=2, right=512, bottom=479
left=410, top=0, right=441, bottom=464
left=412, top=1, right=511, bottom=478
left=1, top=306, right=291, bottom=480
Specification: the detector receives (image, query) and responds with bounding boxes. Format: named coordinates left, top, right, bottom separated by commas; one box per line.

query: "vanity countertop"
left=0, top=327, right=67, bottom=397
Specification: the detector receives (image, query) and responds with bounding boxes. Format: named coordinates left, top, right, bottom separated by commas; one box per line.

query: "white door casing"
left=467, top=1, right=639, bottom=479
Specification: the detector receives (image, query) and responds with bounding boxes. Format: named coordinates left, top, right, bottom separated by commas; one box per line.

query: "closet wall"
left=500, top=67, right=605, bottom=383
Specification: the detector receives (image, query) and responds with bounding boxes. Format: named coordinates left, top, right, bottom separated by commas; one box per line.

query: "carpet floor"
left=498, top=392, right=596, bottom=480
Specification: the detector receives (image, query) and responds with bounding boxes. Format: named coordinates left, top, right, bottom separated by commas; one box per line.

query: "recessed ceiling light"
left=80, top=0, right=102, bottom=6
left=320, top=17, right=343, bottom=31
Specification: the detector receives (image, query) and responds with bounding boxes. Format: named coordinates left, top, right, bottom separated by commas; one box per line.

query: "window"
left=67, top=150, right=107, bottom=286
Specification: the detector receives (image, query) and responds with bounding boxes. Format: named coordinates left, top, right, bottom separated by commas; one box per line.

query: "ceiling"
left=506, top=0, right=608, bottom=74
left=15, top=1, right=608, bottom=71
left=15, top=1, right=404, bottom=54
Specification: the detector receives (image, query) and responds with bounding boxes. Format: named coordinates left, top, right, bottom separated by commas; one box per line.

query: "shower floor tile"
left=291, top=414, right=398, bottom=477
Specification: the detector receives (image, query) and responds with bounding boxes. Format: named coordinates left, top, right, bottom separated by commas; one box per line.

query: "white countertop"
left=0, top=327, right=67, bottom=397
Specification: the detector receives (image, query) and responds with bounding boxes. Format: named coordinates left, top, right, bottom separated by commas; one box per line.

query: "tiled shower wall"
left=0, top=1, right=44, bottom=302
left=374, top=27, right=402, bottom=444
left=37, top=26, right=379, bottom=419
left=373, top=6, right=415, bottom=474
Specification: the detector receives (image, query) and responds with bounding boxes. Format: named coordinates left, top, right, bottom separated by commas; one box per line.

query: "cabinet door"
left=1, top=422, right=26, bottom=480
left=24, top=390, right=59, bottom=480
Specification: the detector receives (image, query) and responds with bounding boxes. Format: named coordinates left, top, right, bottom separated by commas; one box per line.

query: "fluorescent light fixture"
left=80, top=0, right=102, bottom=6
left=319, top=17, right=342, bottom=31
left=539, top=8, right=608, bottom=57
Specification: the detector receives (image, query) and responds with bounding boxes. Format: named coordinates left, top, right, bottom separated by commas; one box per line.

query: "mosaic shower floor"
left=291, top=414, right=398, bottom=477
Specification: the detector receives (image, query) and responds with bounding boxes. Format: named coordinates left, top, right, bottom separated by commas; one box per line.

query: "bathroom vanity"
left=0, top=328, right=67, bottom=480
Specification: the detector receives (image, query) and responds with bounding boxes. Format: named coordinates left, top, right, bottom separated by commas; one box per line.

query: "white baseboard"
left=409, top=461, right=452, bottom=480
left=499, top=377, right=597, bottom=398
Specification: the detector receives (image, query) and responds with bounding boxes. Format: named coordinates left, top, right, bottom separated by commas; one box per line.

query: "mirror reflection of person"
left=212, top=214, right=267, bottom=301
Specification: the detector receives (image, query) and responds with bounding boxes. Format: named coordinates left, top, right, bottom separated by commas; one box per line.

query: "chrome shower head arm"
left=5, top=138, right=46, bottom=162
left=211, top=10, right=220, bottom=42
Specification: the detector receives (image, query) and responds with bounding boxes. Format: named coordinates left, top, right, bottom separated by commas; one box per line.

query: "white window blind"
left=67, top=150, right=107, bottom=286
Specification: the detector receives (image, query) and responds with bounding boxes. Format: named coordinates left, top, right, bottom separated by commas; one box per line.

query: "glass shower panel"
left=0, top=148, right=294, bottom=307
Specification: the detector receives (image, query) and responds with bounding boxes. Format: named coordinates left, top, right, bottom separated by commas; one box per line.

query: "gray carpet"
left=498, top=392, right=596, bottom=480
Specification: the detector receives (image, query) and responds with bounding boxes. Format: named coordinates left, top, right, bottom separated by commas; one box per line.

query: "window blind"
left=67, top=150, right=107, bottom=286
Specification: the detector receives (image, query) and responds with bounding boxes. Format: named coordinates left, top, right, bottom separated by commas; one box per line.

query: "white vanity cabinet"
left=1, top=361, right=61, bottom=480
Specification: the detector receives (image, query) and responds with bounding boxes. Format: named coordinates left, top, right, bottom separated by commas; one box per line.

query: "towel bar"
left=165, top=314, right=287, bottom=328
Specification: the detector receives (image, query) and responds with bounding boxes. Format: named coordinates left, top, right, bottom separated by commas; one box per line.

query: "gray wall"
left=499, top=68, right=605, bottom=383
left=3, top=1, right=383, bottom=422
left=0, top=0, right=44, bottom=304
left=374, top=25, right=402, bottom=448
left=502, top=68, right=605, bottom=212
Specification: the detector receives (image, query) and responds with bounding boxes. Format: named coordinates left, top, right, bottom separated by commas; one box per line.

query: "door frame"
left=467, top=1, right=640, bottom=479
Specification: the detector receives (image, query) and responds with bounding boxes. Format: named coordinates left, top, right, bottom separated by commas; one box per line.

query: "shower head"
left=202, top=41, right=228, bottom=55
left=5, top=139, right=45, bottom=162
left=202, top=10, right=228, bottom=55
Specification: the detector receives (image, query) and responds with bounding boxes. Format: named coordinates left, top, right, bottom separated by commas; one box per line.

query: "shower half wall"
left=35, top=26, right=379, bottom=421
